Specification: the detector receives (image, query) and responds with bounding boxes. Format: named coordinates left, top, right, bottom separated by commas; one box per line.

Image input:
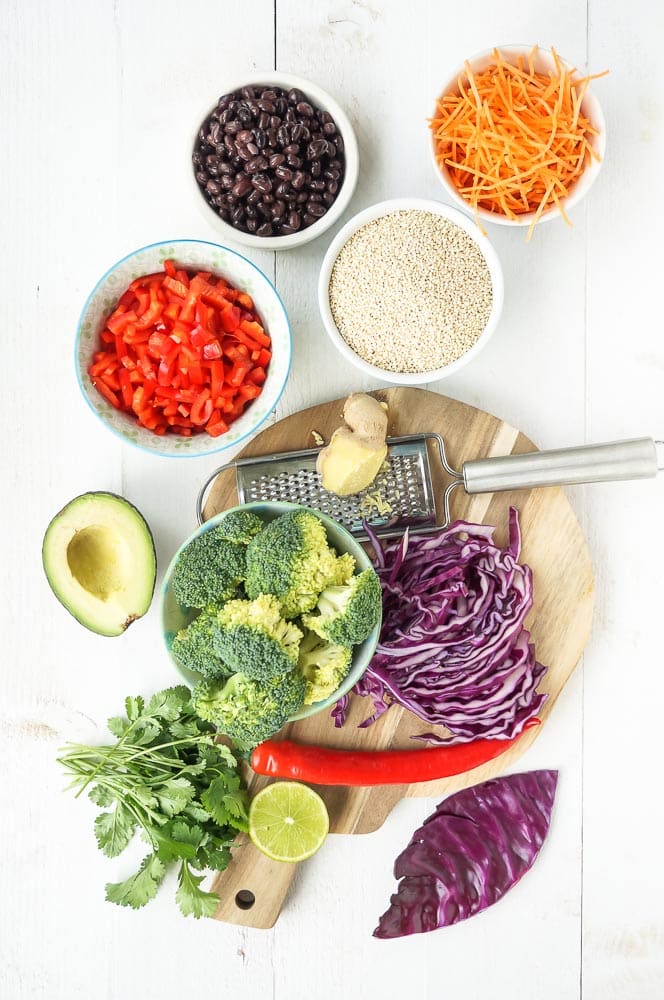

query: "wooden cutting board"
left=202, top=387, right=595, bottom=928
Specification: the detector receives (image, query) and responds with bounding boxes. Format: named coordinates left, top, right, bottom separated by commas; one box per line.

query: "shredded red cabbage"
left=334, top=508, right=547, bottom=744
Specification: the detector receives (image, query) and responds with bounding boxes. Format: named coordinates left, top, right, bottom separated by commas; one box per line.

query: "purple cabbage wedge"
left=374, top=769, right=558, bottom=938
left=335, top=507, right=547, bottom=744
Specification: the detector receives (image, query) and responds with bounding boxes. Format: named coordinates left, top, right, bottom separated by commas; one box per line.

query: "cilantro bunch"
left=58, top=686, right=249, bottom=918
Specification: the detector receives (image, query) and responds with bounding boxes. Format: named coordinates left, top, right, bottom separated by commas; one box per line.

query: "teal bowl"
left=160, top=501, right=381, bottom=721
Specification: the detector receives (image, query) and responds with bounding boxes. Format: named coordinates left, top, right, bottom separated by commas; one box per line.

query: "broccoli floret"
left=170, top=610, right=232, bottom=680
left=298, top=630, right=353, bottom=705
left=301, top=568, right=382, bottom=646
left=213, top=594, right=303, bottom=681
left=170, top=526, right=246, bottom=609
left=245, top=509, right=354, bottom=618
left=193, top=670, right=306, bottom=750
left=214, top=509, right=264, bottom=545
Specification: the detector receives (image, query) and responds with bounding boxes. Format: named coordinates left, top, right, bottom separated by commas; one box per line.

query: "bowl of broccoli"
left=160, top=502, right=382, bottom=752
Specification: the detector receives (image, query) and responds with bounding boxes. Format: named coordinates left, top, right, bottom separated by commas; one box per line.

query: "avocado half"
left=42, top=492, right=157, bottom=636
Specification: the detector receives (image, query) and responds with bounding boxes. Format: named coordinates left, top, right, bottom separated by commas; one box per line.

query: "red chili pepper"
left=250, top=719, right=541, bottom=787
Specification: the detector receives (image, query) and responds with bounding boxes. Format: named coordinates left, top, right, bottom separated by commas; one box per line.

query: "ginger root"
left=316, top=394, right=389, bottom=496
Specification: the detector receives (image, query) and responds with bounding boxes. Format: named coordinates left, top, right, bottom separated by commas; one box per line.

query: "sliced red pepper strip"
left=250, top=720, right=541, bottom=787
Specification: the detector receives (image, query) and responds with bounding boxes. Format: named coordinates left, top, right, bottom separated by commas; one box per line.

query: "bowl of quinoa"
left=318, top=198, right=503, bottom=384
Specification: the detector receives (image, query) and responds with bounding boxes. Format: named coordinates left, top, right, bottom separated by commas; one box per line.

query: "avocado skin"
left=42, top=491, right=157, bottom=637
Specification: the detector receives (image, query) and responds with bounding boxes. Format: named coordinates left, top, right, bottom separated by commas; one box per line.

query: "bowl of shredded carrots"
left=430, top=45, right=607, bottom=240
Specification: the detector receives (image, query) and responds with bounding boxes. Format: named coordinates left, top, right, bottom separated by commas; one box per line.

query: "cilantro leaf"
left=107, top=716, right=130, bottom=739
left=147, top=686, right=191, bottom=722
left=124, top=695, right=145, bottom=721
left=105, top=853, right=166, bottom=909
left=88, top=784, right=115, bottom=808
left=94, top=805, right=136, bottom=858
left=201, top=842, right=232, bottom=872
left=175, top=861, right=219, bottom=919
left=155, top=777, right=195, bottom=818
left=202, top=777, right=249, bottom=832
left=153, top=820, right=203, bottom=863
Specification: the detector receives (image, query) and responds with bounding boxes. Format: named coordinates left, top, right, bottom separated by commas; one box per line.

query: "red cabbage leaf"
left=374, top=769, right=558, bottom=938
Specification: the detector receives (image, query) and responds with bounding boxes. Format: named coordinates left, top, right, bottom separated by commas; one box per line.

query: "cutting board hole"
left=235, top=889, right=255, bottom=910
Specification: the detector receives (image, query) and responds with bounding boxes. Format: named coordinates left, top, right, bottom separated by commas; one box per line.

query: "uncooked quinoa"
left=328, top=210, right=493, bottom=373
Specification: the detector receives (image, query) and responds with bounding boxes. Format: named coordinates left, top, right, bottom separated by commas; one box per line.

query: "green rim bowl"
left=75, top=238, right=292, bottom=457
left=159, top=501, right=381, bottom=722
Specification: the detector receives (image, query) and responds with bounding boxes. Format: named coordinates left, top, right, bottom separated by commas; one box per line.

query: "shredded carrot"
left=430, top=47, right=608, bottom=240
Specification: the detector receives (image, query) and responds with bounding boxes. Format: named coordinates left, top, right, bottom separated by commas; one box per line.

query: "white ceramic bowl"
left=318, top=198, right=504, bottom=385
left=430, top=45, right=606, bottom=230
left=191, top=72, right=359, bottom=251
left=160, top=502, right=381, bottom=722
left=75, top=239, right=291, bottom=457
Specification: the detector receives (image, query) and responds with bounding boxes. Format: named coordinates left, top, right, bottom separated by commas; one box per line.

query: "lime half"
left=248, top=781, right=330, bottom=862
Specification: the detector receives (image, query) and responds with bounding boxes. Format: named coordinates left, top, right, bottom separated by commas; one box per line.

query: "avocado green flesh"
left=43, top=492, right=156, bottom=636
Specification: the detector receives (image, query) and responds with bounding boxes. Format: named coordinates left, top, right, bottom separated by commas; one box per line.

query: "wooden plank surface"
left=202, top=387, right=594, bottom=927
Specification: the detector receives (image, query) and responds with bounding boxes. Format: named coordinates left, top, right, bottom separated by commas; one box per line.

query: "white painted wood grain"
left=1, top=0, right=662, bottom=996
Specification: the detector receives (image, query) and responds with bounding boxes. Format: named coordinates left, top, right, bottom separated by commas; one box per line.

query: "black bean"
left=296, top=101, right=314, bottom=116
left=246, top=142, right=259, bottom=156
left=324, top=167, right=341, bottom=180
left=251, top=173, right=272, bottom=194
left=218, top=161, right=234, bottom=175
left=277, top=126, right=290, bottom=147
left=261, top=89, right=278, bottom=101
left=303, top=213, right=316, bottom=226
left=220, top=108, right=232, bottom=124
left=256, top=221, right=273, bottom=237
left=255, top=130, right=267, bottom=149
left=247, top=188, right=262, bottom=206
left=237, top=107, right=252, bottom=124
left=224, top=135, right=235, bottom=153
left=311, top=179, right=326, bottom=192
left=267, top=128, right=278, bottom=146
left=307, top=139, right=327, bottom=160
left=240, top=86, right=256, bottom=99
left=288, top=88, right=305, bottom=103
left=323, top=121, right=337, bottom=136
left=218, top=95, right=232, bottom=110
left=237, top=145, right=252, bottom=162
left=287, top=154, right=302, bottom=169
left=291, top=171, right=306, bottom=190
left=195, top=170, right=207, bottom=185
left=192, top=151, right=202, bottom=166
left=310, top=161, right=322, bottom=178
left=221, top=174, right=235, bottom=189
left=269, top=152, right=285, bottom=168
left=275, top=165, right=293, bottom=181
left=231, top=206, right=245, bottom=226
left=308, top=192, right=323, bottom=203
left=271, top=200, right=286, bottom=220
left=246, top=217, right=258, bottom=232
left=245, top=206, right=258, bottom=219
left=323, top=191, right=335, bottom=206
left=258, top=111, right=270, bottom=129
left=233, top=176, right=252, bottom=197
left=206, top=179, right=220, bottom=195
left=269, top=115, right=281, bottom=128
left=275, top=180, right=291, bottom=197
left=327, top=179, right=339, bottom=195
left=283, top=143, right=299, bottom=156
left=296, top=191, right=308, bottom=204
left=288, top=211, right=301, bottom=230
left=257, top=99, right=275, bottom=113
left=224, top=120, right=241, bottom=134
left=246, top=156, right=265, bottom=174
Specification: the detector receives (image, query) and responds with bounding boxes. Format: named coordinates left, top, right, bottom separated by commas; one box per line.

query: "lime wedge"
left=248, top=781, right=330, bottom=863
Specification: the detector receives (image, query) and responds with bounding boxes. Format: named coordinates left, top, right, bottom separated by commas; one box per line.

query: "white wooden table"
left=3, top=1, right=663, bottom=997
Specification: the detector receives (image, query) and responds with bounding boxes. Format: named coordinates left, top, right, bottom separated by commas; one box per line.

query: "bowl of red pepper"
left=75, top=239, right=292, bottom=456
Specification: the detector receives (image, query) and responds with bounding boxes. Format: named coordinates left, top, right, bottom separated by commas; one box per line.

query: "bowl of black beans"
left=192, top=73, right=358, bottom=250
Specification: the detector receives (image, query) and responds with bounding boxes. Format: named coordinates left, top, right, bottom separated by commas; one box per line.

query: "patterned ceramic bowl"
left=75, top=239, right=291, bottom=457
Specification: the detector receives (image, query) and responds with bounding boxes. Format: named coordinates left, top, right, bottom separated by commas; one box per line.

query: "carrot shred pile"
left=430, top=47, right=607, bottom=240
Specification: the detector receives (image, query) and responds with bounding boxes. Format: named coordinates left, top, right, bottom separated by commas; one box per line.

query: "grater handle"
left=195, top=461, right=237, bottom=525
left=462, top=437, right=661, bottom=494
